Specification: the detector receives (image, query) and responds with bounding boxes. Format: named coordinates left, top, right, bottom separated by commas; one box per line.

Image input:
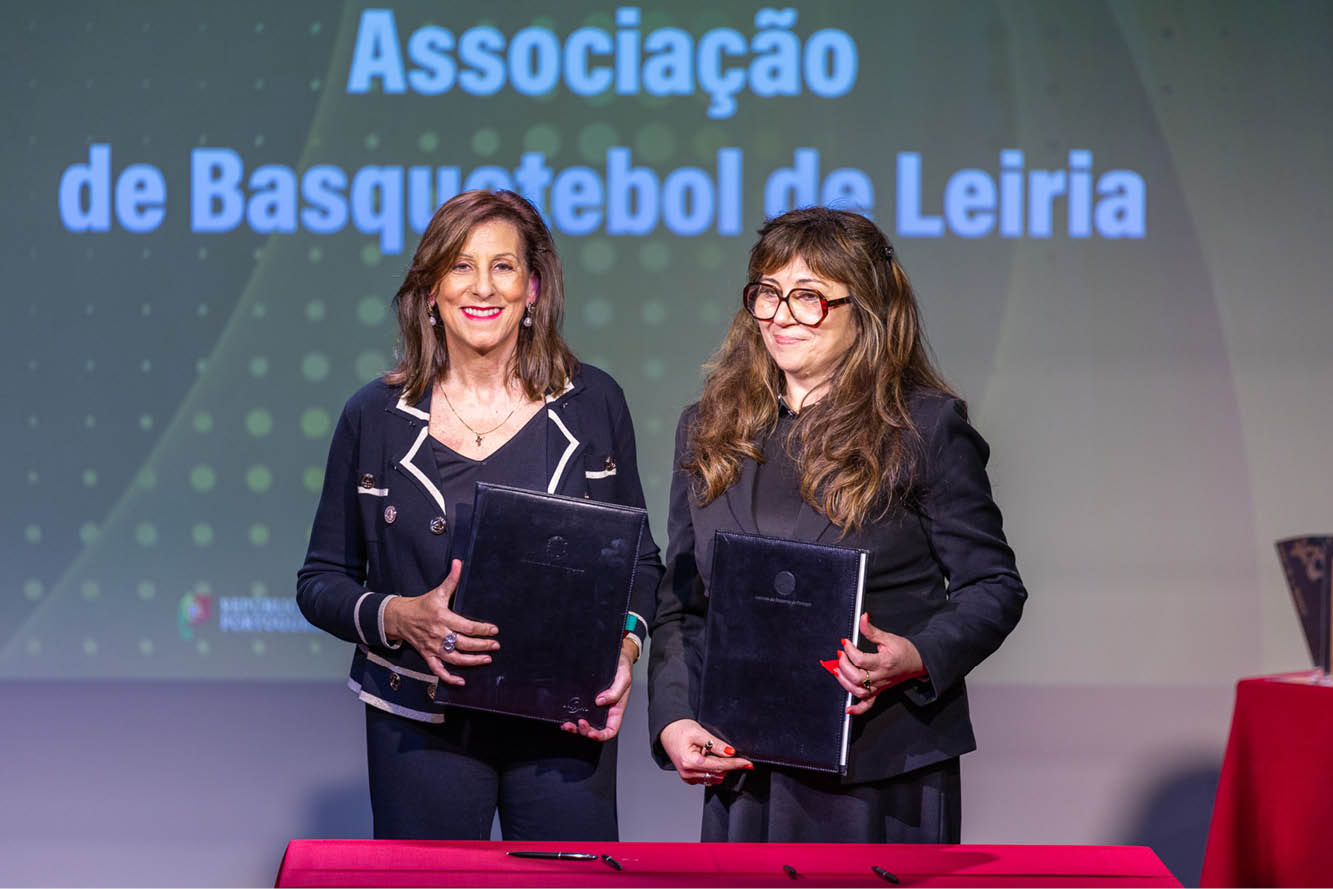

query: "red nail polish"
left=841, top=638, right=849, bottom=647
left=744, top=764, right=754, bottom=770
left=723, top=745, right=735, bottom=756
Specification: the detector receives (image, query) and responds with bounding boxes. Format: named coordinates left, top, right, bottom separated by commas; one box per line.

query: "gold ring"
left=862, top=672, right=873, bottom=690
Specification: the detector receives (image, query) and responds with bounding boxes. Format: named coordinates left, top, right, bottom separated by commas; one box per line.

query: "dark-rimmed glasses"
left=742, top=282, right=852, bottom=326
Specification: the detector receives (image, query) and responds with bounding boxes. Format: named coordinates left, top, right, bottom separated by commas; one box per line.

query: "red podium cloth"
left=1201, top=674, right=1333, bottom=887
left=275, top=840, right=1179, bottom=887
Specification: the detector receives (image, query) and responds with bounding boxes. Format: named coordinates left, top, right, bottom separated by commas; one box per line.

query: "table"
left=275, top=840, right=1179, bottom=887
left=1201, top=673, right=1333, bottom=887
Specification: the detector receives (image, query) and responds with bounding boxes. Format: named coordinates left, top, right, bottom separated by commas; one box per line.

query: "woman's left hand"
left=561, top=636, right=637, bottom=741
left=836, top=612, right=928, bottom=715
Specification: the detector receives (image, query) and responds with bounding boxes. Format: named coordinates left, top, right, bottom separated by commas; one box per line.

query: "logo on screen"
left=178, top=593, right=213, bottom=640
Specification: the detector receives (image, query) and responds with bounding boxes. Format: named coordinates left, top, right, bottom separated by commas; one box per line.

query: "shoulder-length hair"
left=384, top=190, right=578, bottom=403
left=686, top=207, right=957, bottom=531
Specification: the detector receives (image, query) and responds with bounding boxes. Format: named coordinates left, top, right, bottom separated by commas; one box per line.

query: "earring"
left=522, top=302, right=534, bottom=328
left=428, top=304, right=438, bottom=327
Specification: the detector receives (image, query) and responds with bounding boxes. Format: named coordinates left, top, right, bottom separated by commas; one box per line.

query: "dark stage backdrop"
left=2, top=1, right=1330, bottom=885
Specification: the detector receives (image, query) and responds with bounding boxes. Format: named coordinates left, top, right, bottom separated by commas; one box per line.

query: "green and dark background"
left=2, top=2, right=1329, bottom=885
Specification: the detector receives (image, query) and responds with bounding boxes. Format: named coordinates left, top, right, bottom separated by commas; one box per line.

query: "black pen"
left=601, top=853, right=623, bottom=871
left=507, top=851, right=599, bottom=861
left=871, top=864, right=901, bottom=884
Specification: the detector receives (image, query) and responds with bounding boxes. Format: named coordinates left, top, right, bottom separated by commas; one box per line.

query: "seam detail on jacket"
left=394, top=397, right=430, bottom=420
left=360, top=644, right=436, bottom=683
left=545, top=409, right=579, bottom=493
left=401, top=426, right=447, bottom=515
left=349, top=678, right=445, bottom=723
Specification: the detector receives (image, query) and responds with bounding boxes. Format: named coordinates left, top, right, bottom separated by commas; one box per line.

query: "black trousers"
left=702, top=757, right=961, bottom=843
left=365, top=705, right=619, bottom=841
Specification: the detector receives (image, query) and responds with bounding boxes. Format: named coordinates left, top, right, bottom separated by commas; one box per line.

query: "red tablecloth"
left=1201, top=673, right=1333, bottom=887
left=275, top=840, right=1179, bottom=887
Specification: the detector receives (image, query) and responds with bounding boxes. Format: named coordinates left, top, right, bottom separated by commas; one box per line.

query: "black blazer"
left=297, top=365, right=664, bottom=723
left=647, top=392, right=1026, bottom=783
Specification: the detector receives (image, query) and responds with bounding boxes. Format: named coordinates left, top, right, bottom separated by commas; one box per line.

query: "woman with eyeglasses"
left=646, top=207, right=1027, bottom=842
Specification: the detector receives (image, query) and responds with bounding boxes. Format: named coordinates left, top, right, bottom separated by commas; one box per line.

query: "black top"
left=753, top=404, right=805, bottom=539
left=430, top=407, right=548, bottom=526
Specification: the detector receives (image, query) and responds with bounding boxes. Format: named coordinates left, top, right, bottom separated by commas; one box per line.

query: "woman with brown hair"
left=298, top=190, right=662, bottom=840
left=647, top=207, right=1026, bottom=842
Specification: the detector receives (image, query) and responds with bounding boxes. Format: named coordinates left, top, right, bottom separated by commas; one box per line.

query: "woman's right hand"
left=382, top=559, right=499, bottom=686
left=659, top=718, right=753, bottom=786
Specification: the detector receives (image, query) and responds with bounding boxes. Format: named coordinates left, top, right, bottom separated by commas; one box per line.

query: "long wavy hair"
left=686, top=207, right=957, bottom=531
left=384, top=190, right=578, bottom=403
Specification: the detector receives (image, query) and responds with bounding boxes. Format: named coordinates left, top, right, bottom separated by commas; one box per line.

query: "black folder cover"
left=698, top=530, right=868, bottom=774
left=1275, top=536, right=1332, bottom=676
left=430, top=482, right=647, bottom=729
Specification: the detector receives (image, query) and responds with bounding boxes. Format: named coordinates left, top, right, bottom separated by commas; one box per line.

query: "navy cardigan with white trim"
left=297, top=365, right=664, bottom=722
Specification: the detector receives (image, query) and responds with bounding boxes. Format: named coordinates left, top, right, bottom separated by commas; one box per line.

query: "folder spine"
left=839, top=550, right=868, bottom=773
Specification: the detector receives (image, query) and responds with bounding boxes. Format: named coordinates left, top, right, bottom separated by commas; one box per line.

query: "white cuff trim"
left=377, top=594, right=401, bottom=649
left=352, top=591, right=372, bottom=645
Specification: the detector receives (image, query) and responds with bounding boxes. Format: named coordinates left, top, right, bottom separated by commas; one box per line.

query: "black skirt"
left=702, top=757, right=961, bottom=843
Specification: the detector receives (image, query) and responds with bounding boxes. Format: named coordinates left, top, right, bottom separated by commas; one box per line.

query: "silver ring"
left=703, top=739, right=714, bottom=752
left=442, top=632, right=458, bottom=654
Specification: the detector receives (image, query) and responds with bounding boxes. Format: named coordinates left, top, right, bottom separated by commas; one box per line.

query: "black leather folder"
left=697, top=530, right=868, bottom=773
left=430, top=482, right=646, bottom=729
left=1276, top=536, right=1332, bottom=676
